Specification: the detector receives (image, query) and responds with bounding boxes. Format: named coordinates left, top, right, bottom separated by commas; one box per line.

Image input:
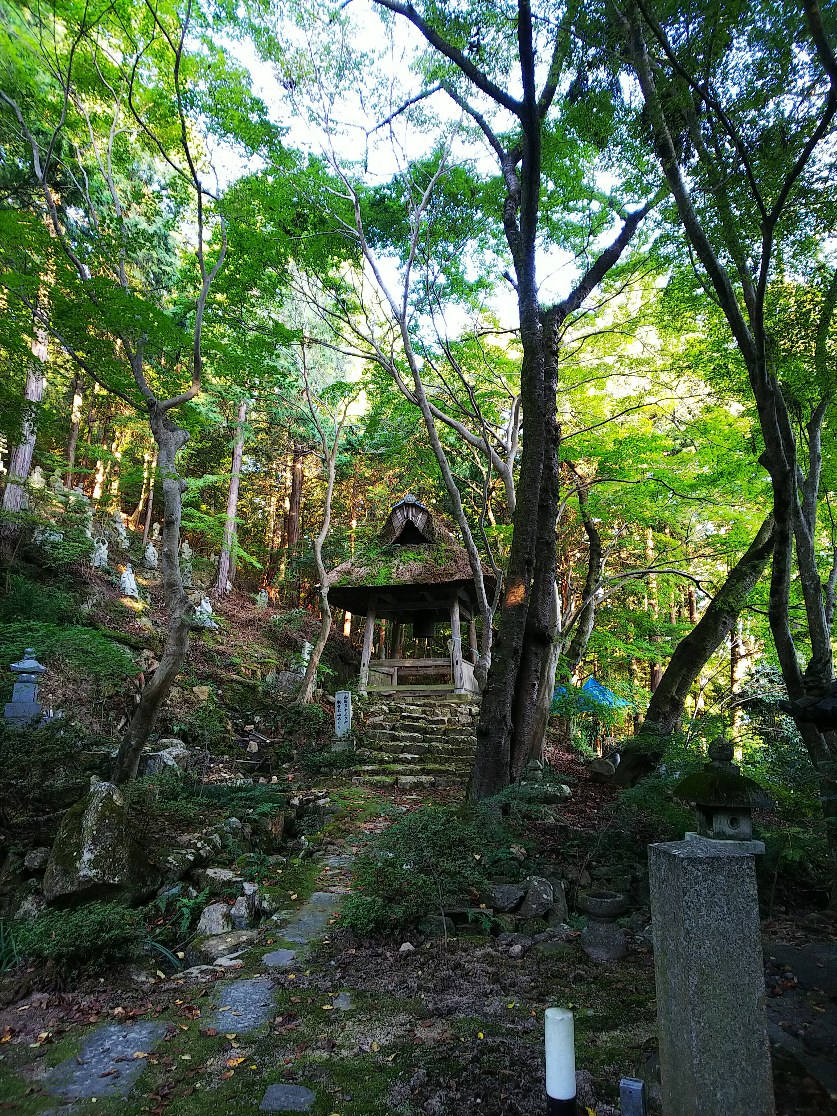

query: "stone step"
left=361, top=750, right=475, bottom=767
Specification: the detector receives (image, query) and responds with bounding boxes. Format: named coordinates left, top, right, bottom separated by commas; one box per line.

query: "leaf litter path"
left=27, top=848, right=356, bottom=1114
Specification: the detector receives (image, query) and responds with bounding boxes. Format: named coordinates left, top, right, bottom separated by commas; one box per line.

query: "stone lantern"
left=674, top=735, right=762, bottom=840
left=4, top=648, right=48, bottom=726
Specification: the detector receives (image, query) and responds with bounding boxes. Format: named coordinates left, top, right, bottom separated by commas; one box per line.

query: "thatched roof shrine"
left=327, top=495, right=493, bottom=619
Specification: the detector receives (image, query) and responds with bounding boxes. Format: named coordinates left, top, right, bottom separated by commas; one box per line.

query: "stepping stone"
left=44, top=1021, right=166, bottom=1100
left=278, top=892, right=341, bottom=944
left=331, top=991, right=352, bottom=1010
left=260, top=1083, right=316, bottom=1111
left=322, top=854, right=352, bottom=870
left=263, top=947, right=297, bottom=970
left=211, top=977, right=275, bottom=1033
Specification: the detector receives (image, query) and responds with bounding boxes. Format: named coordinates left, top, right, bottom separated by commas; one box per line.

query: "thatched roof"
left=327, top=496, right=494, bottom=616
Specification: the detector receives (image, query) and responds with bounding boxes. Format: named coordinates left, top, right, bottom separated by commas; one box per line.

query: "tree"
left=617, top=0, right=837, bottom=898
left=0, top=0, right=275, bottom=780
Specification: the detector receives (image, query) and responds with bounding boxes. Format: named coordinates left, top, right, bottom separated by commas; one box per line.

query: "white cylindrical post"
left=545, top=1007, right=576, bottom=1114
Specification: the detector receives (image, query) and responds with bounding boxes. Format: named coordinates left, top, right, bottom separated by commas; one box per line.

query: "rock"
left=179, top=964, right=223, bottom=982
left=486, top=883, right=525, bottom=913
left=576, top=1068, right=596, bottom=1108
left=192, top=686, right=211, bottom=701
left=225, top=817, right=243, bottom=832
left=198, top=867, right=245, bottom=892
left=15, top=892, right=46, bottom=920
left=589, top=755, right=618, bottom=781
left=398, top=942, right=416, bottom=956
left=24, top=847, right=50, bottom=875
left=197, top=901, right=233, bottom=935
left=518, top=875, right=554, bottom=918
left=580, top=921, right=628, bottom=963
left=230, top=895, right=251, bottom=930
left=198, top=929, right=259, bottom=961
left=260, top=1084, right=316, bottom=1112
left=43, top=781, right=160, bottom=905
left=496, top=932, right=534, bottom=952
left=163, top=849, right=199, bottom=880
left=547, top=880, right=569, bottom=925
left=263, top=947, right=297, bottom=969
left=419, top=914, right=455, bottom=938
left=138, top=745, right=192, bottom=777
left=509, top=943, right=525, bottom=959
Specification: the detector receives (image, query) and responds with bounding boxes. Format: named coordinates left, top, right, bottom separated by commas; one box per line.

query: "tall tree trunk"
left=65, top=373, right=83, bottom=488
left=2, top=330, right=47, bottom=518
left=213, top=400, right=248, bottom=599
left=614, top=513, right=776, bottom=784
left=112, top=407, right=192, bottom=784
left=285, top=446, right=304, bottom=551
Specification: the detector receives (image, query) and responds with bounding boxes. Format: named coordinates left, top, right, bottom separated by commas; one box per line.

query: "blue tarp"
left=552, top=676, right=630, bottom=713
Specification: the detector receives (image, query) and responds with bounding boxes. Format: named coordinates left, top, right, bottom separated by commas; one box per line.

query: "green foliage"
left=0, top=920, right=20, bottom=973
left=169, top=695, right=230, bottom=754
left=146, top=887, right=210, bottom=950
left=0, top=622, right=136, bottom=699
left=15, top=903, right=142, bottom=973
left=0, top=574, right=79, bottom=625
left=341, top=804, right=519, bottom=936
left=0, top=719, right=102, bottom=833
left=124, top=770, right=289, bottom=832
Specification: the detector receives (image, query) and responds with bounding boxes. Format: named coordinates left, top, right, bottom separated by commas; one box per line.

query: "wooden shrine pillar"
left=391, top=619, right=404, bottom=659
left=468, top=617, right=478, bottom=664
left=359, top=597, right=377, bottom=695
left=450, top=595, right=465, bottom=694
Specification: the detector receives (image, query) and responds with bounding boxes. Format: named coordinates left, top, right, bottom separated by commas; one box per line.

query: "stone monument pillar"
left=648, top=835, right=775, bottom=1116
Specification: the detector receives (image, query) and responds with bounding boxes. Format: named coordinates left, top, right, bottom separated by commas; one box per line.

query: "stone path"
left=766, top=940, right=837, bottom=1097
left=275, top=891, right=342, bottom=945
left=40, top=1020, right=167, bottom=1102
left=211, top=976, right=276, bottom=1033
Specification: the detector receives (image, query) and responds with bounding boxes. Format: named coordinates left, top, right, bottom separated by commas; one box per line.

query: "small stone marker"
left=619, top=1076, right=647, bottom=1115
left=334, top=690, right=352, bottom=738
left=4, top=648, right=48, bottom=726
left=259, top=1083, right=316, bottom=1112
left=648, top=835, right=775, bottom=1116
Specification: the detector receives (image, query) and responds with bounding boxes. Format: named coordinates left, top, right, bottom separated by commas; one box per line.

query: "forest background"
left=1, top=0, right=836, bottom=904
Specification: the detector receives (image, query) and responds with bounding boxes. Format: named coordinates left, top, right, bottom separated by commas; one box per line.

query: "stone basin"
left=578, top=889, right=628, bottom=920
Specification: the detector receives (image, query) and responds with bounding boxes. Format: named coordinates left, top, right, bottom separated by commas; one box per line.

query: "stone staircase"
left=352, top=693, right=480, bottom=788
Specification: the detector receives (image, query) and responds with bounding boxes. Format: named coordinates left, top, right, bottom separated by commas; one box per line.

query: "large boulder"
left=138, top=743, right=192, bottom=777
left=43, top=780, right=160, bottom=906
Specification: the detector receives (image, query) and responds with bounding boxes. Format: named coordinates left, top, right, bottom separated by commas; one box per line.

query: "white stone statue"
left=194, top=596, right=218, bottom=630
left=111, top=508, right=129, bottom=550
left=49, top=470, right=66, bottom=496
left=120, top=563, right=139, bottom=599
left=91, top=536, right=109, bottom=569
left=151, top=521, right=161, bottom=542
left=29, top=465, right=47, bottom=490
left=144, top=542, right=158, bottom=570
left=180, top=539, right=193, bottom=587
left=255, top=589, right=269, bottom=610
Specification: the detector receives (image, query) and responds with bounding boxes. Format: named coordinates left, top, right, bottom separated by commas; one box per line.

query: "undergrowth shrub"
left=0, top=622, right=136, bottom=699
left=0, top=719, right=103, bottom=834
left=0, top=573, right=80, bottom=625
left=169, top=695, right=230, bottom=754
left=124, top=772, right=290, bottom=838
left=16, top=903, right=142, bottom=973
left=340, top=804, right=520, bottom=936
